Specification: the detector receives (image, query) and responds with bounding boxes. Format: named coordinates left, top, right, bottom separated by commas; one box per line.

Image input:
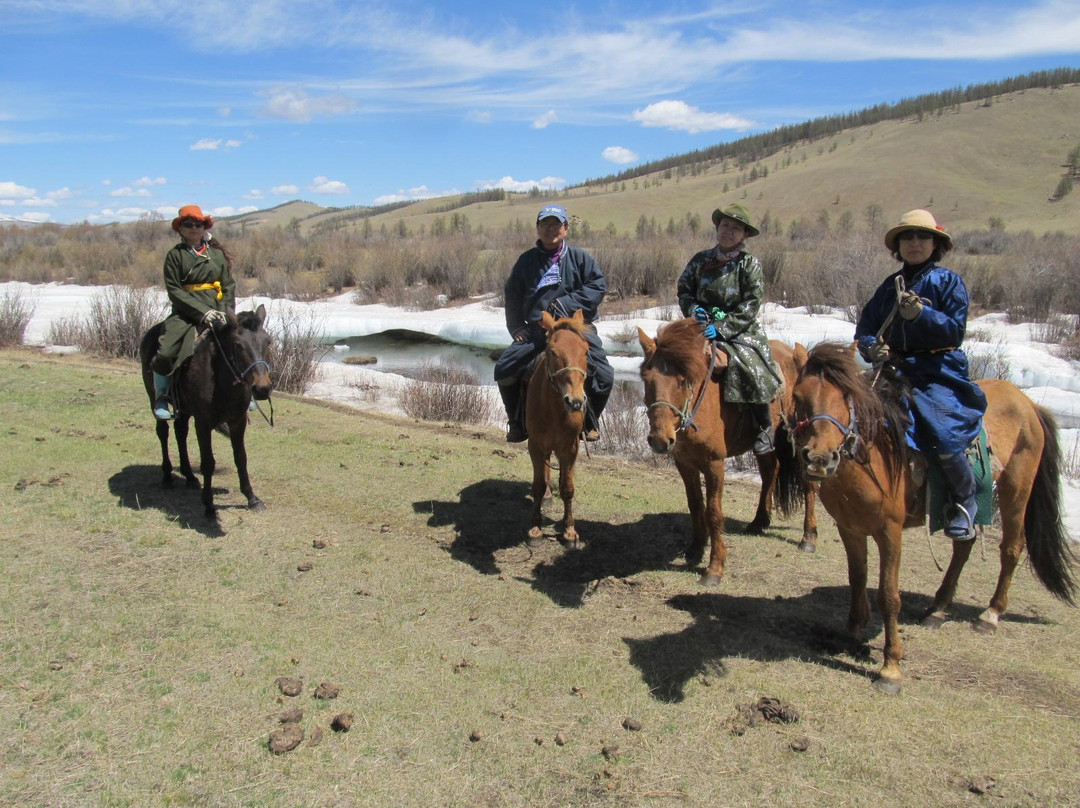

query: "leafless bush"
left=398, top=362, right=497, bottom=425
left=263, top=306, right=327, bottom=395
left=46, top=316, right=84, bottom=347
left=1062, top=432, right=1080, bottom=482
left=593, top=381, right=651, bottom=459
left=0, top=287, right=36, bottom=347
left=965, top=337, right=1012, bottom=381
left=76, top=286, right=167, bottom=359
left=1030, top=313, right=1077, bottom=344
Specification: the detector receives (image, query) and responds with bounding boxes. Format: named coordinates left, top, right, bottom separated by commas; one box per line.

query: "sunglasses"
left=180, top=220, right=206, bottom=229
left=897, top=230, right=933, bottom=241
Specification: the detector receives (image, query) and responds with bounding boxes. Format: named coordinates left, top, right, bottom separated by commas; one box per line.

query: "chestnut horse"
left=637, top=318, right=818, bottom=586
left=782, top=341, right=1076, bottom=694
left=524, top=310, right=592, bottom=547
left=139, top=306, right=273, bottom=518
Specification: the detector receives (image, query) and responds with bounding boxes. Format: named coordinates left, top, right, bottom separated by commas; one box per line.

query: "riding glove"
left=202, top=309, right=228, bottom=328
left=691, top=306, right=709, bottom=325
left=702, top=324, right=719, bottom=340
left=867, top=340, right=890, bottom=364
left=898, top=291, right=924, bottom=321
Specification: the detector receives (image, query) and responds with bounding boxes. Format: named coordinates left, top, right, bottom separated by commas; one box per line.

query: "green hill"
left=231, top=78, right=1080, bottom=238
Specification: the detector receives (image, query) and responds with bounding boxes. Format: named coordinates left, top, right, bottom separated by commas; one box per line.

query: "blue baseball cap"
left=536, top=204, right=568, bottom=223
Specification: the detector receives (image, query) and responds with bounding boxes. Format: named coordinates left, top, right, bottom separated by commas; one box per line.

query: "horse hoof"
left=249, top=499, right=266, bottom=512
left=560, top=529, right=579, bottom=548
left=921, top=611, right=947, bottom=629
left=526, top=527, right=544, bottom=547
left=745, top=519, right=769, bottom=535
left=798, top=539, right=817, bottom=554
left=873, top=677, right=901, bottom=696
left=973, top=619, right=998, bottom=635
left=699, top=573, right=722, bottom=588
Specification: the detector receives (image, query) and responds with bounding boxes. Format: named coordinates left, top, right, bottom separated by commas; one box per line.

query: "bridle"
left=208, top=325, right=275, bottom=426
left=645, top=344, right=718, bottom=433
left=789, top=396, right=862, bottom=459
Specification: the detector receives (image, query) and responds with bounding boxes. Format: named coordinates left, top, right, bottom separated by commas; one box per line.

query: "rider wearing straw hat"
left=149, top=204, right=236, bottom=420
left=855, top=209, right=987, bottom=540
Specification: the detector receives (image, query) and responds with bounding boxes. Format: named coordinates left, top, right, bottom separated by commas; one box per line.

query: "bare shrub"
left=593, top=381, right=651, bottom=459
left=607, top=321, right=641, bottom=346
left=1062, top=432, right=1080, bottom=482
left=263, top=306, right=327, bottom=395
left=0, top=287, right=36, bottom=347
left=46, top=315, right=85, bottom=347
left=1030, top=313, right=1077, bottom=344
left=78, top=286, right=167, bottom=359
left=397, top=362, right=496, bottom=425
left=965, top=337, right=1012, bottom=381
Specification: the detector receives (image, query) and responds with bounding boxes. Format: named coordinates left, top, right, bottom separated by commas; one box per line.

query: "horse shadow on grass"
left=108, top=464, right=227, bottom=538
left=413, top=478, right=798, bottom=608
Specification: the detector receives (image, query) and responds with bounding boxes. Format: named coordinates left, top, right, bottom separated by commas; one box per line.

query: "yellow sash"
left=183, top=281, right=223, bottom=300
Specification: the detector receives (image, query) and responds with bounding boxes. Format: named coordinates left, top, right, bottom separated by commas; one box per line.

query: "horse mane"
left=802, top=342, right=910, bottom=472
left=236, top=309, right=262, bottom=331
left=645, top=318, right=706, bottom=378
left=551, top=315, right=595, bottom=339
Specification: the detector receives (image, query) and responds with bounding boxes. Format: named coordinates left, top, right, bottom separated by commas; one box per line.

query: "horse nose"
left=648, top=435, right=674, bottom=454
left=800, top=446, right=839, bottom=477
left=564, top=395, right=585, bottom=413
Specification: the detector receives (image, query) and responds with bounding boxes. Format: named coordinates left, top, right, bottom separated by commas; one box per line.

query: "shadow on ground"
left=108, top=464, right=228, bottom=538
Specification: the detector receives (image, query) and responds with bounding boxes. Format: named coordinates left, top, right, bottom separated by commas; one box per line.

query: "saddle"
left=907, top=430, right=994, bottom=532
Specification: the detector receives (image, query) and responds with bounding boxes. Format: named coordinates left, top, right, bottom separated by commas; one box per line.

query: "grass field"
left=2, top=348, right=1078, bottom=807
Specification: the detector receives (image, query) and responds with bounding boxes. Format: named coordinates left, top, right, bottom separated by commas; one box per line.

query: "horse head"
left=540, top=309, right=589, bottom=415
left=638, top=318, right=709, bottom=454
left=789, top=342, right=894, bottom=480
left=231, top=304, right=273, bottom=400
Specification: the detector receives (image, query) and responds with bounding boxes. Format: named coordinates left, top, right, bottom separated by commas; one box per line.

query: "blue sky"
left=2, top=0, right=1079, bottom=225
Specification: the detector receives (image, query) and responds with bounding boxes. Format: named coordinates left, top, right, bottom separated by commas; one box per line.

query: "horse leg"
left=837, top=527, right=871, bottom=643
left=674, top=455, right=707, bottom=568
left=871, top=524, right=904, bottom=695
left=745, top=452, right=776, bottom=534
left=558, top=443, right=579, bottom=548
left=700, top=460, right=728, bottom=587
left=977, top=480, right=1031, bottom=633
left=922, top=538, right=975, bottom=629
left=155, top=419, right=174, bottom=487
left=527, top=446, right=548, bottom=546
left=194, top=421, right=217, bottom=518
left=800, top=482, right=819, bottom=553
left=229, top=417, right=264, bottom=512
left=173, top=413, right=199, bottom=488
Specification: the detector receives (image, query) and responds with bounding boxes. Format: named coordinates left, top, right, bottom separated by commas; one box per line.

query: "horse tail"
left=773, top=423, right=806, bottom=517
left=1024, top=405, right=1078, bottom=605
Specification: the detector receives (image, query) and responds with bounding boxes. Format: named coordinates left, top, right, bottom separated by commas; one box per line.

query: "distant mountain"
left=226, top=72, right=1080, bottom=238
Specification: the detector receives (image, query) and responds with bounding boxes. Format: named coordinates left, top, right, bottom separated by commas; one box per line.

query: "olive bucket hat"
left=884, top=209, right=951, bottom=252
left=711, top=203, right=759, bottom=237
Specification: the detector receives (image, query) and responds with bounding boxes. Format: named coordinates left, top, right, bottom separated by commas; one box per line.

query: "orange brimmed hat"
left=884, top=209, right=950, bottom=251
left=171, top=205, right=215, bottom=232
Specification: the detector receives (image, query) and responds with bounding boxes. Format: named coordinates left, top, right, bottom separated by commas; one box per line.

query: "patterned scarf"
left=712, top=244, right=743, bottom=264
left=535, top=239, right=566, bottom=292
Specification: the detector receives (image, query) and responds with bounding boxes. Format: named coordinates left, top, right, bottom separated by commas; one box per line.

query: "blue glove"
left=691, top=306, right=709, bottom=325
left=703, top=324, right=719, bottom=340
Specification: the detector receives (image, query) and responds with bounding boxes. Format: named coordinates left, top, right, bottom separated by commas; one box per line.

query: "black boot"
left=583, top=387, right=609, bottom=442
left=939, top=452, right=977, bottom=540
left=498, top=380, right=527, bottom=443
left=750, top=403, right=774, bottom=456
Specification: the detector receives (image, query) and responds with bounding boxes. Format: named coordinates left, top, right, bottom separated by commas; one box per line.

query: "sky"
left=3, top=0, right=1080, bottom=225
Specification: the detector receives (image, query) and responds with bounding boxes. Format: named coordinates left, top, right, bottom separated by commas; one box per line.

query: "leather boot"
left=750, top=402, right=774, bottom=456
left=498, top=380, right=527, bottom=442
left=939, top=451, right=977, bottom=540
left=152, top=371, right=173, bottom=421
left=583, top=387, right=609, bottom=442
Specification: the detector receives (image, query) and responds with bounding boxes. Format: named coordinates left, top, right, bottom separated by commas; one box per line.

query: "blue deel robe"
left=855, top=260, right=987, bottom=456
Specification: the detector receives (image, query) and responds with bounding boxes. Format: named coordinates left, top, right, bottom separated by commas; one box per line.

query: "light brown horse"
left=525, top=310, right=591, bottom=547
left=782, top=341, right=1076, bottom=694
left=637, top=318, right=818, bottom=586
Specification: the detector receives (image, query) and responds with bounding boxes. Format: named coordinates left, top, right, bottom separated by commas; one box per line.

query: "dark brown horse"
left=637, top=318, right=818, bottom=586
left=139, top=306, right=273, bottom=518
left=782, top=341, right=1076, bottom=693
left=524, top=310, right=592, bottom=547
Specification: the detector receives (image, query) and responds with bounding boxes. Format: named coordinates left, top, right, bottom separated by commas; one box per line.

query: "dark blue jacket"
left=855, top=261, right=987, bottom=455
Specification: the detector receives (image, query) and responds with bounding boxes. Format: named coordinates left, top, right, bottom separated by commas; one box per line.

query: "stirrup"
left=752, top=428, right=774, bottom=456
left=944, top=502, right=976, bottom=541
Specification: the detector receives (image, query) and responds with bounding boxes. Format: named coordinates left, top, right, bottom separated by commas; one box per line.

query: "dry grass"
left=2, top=348, right=1079, bottom=808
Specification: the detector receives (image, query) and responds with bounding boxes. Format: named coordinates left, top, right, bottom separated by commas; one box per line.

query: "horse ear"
left=255, top=304, right=266, bottom=325
left=540, top=311, right=556, bottom=333
left=638, top=327, right=656, bottom=361
left=571, top=309, right=585, bottom=324
left=793, top=342, right=809, bottom=374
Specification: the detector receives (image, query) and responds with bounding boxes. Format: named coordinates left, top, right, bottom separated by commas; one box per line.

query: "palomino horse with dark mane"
left=140, top=306, right=273, bottom=518
left=637, top=318, right=818, bottom=586
left=782, top=341, right=1076, bottom=694
left=524, top=310, right=593, bottom=547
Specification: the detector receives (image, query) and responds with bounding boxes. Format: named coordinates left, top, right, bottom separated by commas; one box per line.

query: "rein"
left=208, top=327, right=275, bottom=427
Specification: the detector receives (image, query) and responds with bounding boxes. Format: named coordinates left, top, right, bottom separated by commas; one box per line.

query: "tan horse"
left=637, top=318, right=818, bottom=587
left=783, top=341, right=1076, bottom=694
left=525, top=310, right=592, bottom=548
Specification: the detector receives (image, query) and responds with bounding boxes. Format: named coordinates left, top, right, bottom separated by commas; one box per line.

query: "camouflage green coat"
left=677, top=248, right=779, bottom=404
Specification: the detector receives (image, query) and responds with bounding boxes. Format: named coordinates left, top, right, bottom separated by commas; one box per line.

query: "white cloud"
left=46, top=187, right=73, bottom=200
left=602, top=146, right=639, bottom=165
left=630, top=100, right=754, bottom=133
left=372, top=185, right=454, bottom=205
left=132, top=176, right=166, bottom=187
left=19, top=211, right=52, bottom=223
left=259, top=87, right=358, bottom=122
left=479, top=176, right=566, bottom=194
left=191, top=138, right=243, bottom=150
left=532, top=110, right=558, bottom=129
left=271, top=184, right=299, bottom=195
left=110, top=187, right=151, bottom=198
left=308, top=176, right=350, bottom=195
left=467, top=110, right=492, bottom=124
left=244, top=189, right=265, bottom=200
left=0, top=181, right=37, bottom=200
left=209, top=205, right=259, bottom=217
